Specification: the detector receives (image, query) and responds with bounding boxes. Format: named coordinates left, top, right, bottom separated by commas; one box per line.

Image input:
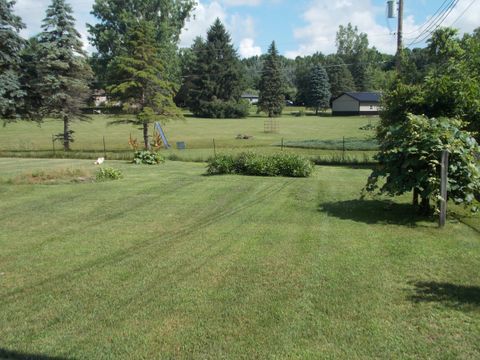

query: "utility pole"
left=396, top=0, right=404, bottom=72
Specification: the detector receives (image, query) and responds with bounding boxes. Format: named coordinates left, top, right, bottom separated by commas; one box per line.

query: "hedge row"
left=207, top=152, right=313, bottom=177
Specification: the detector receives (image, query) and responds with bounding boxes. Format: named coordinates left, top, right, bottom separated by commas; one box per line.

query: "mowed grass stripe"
left=0, top=160, right=479, bottom=359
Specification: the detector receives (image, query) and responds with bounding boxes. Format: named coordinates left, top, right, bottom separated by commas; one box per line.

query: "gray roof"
left=336, top=92, right=381, bottom=102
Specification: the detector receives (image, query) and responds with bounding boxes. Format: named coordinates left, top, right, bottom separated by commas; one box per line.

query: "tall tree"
left=187, top=19, right=245, bottom=118
left=324, top=54, right=356, bottom=98
left=88, top=0, right=195, bottom=87
left=294, top=52, right=324, bottom=105
left=336, top=23, right=370, bottom=91
left=108, top=19, right=181, bottom=149
left=306, top=64, right=330, bottom=115
left=258, top=41, right=285, bottom=117
left=0, top=0, right=25, bottom=121
left=35, top=0, right=93, bottom=151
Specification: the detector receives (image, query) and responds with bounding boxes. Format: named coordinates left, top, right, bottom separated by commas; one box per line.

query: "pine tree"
left=258, top=41, right=285, bottom=117
left=187, top=19, right=245, bottom=118
left=108, top=19, right=182, bottom=149
left=306, top=64, right=331, bottom=115
left=0, top=0, right=25, bottom=121
left=35, top=0, right=93, bottom=151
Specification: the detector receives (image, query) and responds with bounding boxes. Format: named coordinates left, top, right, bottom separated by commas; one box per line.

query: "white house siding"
left=359, top=102, right=379, bottom=113
left=332, top=94, right=359, bottom=114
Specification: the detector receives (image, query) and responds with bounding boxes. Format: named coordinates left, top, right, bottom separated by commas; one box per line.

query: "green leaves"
left=368, top=114, right=480, bottom=213
left=258, top=41, right=285, bottom=118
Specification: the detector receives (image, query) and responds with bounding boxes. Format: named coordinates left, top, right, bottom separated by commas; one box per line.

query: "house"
left=92, top=89, right=108, bottom=107
left=332, top=92, right=381, bottom=116
left=241, top=93, right=259, bottom=104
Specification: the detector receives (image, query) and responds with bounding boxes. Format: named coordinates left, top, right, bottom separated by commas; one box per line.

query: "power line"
left=450, top=0, right=477, bottom=27
left=406, top=0, right=460, bottom=48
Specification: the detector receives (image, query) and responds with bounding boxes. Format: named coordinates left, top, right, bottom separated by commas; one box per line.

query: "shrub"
left=206, top=154, right=236, bottom=175
left=206, top=152, right=313, bottom=177
left=133, top=150, right=165, bottom=165
left=96, top=167, right=123, bottom=181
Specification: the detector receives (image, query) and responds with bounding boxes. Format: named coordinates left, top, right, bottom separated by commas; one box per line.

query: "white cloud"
left=286, top=0, right=479, bottom=58
left=239, top=38, right=262, bottom=57
left=180, top=1, right=262, bottom=57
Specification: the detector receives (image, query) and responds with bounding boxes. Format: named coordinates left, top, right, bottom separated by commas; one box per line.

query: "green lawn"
left=0, top=112, right=378, bottom=162
left=1, top=158, right=479, bottom=359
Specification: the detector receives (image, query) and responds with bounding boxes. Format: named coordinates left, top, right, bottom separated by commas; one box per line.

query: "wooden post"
left=281, top=138, right=284, bottom=151
left=342, top=136, right=346, bottom=161
left=396, top=0, right=404, bottom=72
left=439, top=150, right=449, bottom=228
left=213, top=138, right=216, bottom=158
left=103, top=136, right=107, bottom=159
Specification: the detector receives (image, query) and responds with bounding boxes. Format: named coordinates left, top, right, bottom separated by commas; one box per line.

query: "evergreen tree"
left=0, top=0, right=25, bottom=121
left=108, top=19, right=182, bottom=149
left=187, top=19, right=246, bottom=118
left=35, top=0, right=93, bottom=151
left=325, top=54, right=356, bottom=98
left=306, top=64, right=330, bottom=115
left=294, top=52, right=325, bottom=105
left=258, top=41, right=285, bottom=117
left=89, top=0, right=195, bottom=88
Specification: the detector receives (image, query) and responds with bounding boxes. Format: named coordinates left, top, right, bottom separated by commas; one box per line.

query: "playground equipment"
left=264, top=119, right=279, bottom=133
left=154, top=122, right=171, bottom=149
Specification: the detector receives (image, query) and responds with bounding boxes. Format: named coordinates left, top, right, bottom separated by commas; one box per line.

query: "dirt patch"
left=8, top=168, right=94, bottom=185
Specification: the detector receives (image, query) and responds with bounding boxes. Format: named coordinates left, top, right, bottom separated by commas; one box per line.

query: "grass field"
left=1, top=158, right=479, bottom=359
left=0, top=112, right=378, bottom=162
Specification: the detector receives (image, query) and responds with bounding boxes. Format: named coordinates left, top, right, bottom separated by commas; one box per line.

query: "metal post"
left=103, top=136, right=107, bottom=159
left=396, top=0, right=404, bottom=72
left=439, top=150, right=449, bottom=228
left=281, top=138, right=284, bottom=151
left=342, top=136, right=346, bottom=161
left=213, top=138, right=216, bottom=157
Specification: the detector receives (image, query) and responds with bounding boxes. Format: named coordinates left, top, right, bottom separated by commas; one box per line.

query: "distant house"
left=241, top=93, right=259, bottom=104
left=332, top=92, right=381, bottom=116
left=92, top=89, right=108, bottom=107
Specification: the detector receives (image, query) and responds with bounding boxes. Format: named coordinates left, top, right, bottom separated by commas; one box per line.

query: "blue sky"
left=13, top=0, right=480, bottom=57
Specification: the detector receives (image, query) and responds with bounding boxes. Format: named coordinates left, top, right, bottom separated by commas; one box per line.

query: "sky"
left=13, top=0, right=480, bottom=58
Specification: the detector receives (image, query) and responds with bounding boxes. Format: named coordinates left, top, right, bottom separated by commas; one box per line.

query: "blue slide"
left=154, top=122, right=171, bottom=149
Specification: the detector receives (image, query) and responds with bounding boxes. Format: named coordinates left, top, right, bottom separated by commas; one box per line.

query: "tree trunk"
left=63, top=116, right=70, bottom=151
left=315, top=107, right=319, bottom=115
left=420, top=196, right=430, bottom=216
left=412, top=188, right=419, bottom=206
left=143, top=122, right=150, bottom=150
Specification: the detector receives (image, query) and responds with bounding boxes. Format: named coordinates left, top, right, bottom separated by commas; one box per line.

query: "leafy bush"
left=207, top=152, right=313, bottom=177
left=96, top=167, right=123, bottom=181
left=194, top=99, right=250, bottom=118
left=206, top=154, right=236, bottom=175
left=133, top=150, right=165, bottom=165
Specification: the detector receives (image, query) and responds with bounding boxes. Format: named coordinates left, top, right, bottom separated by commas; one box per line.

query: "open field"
left=1, top=158, right=479, bottom=359
left=0, top=112, right=378, bottom=162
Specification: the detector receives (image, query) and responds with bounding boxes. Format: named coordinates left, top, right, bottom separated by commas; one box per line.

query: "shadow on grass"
left=0, top=349, right=74, bottom=360
left=409, top=281, right=480, bottom=309
left=319, top=199, right=423, bottom=225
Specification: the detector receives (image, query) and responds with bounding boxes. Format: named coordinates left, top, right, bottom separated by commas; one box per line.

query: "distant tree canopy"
left=88, top=0, right=195, bottom=87
left=0, top=0, right=25, bottom=121
left=185, top=19, right=248, bottom=118
left=258, top=41, right=285, bottom=118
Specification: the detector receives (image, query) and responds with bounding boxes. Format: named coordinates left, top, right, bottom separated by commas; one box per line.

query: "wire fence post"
left=281, top=138, right=284, bottom=151
left=213, top=138, right=216, bottom=158
left=342, top=136, right=345, bottom=161
left=103, top=136, right=107, bottom=159
left=52, top=135, right=56, bottom=157
left=439, top=150, right=449, bottom=228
